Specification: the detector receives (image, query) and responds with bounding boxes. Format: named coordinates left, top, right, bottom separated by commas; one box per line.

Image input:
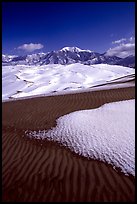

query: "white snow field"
left=26, top=99, right=135, bottom=176
left=2, top=63, right=135, bottom=100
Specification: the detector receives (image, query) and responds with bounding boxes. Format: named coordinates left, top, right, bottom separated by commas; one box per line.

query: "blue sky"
left=2, top=2, right=135, bottom=56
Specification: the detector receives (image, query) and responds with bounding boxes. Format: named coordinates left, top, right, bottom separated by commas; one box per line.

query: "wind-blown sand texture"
left=2, top=86, right=135, bottom=202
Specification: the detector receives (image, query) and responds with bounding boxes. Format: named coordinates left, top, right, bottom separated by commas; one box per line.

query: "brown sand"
left=2, top=87, right=135, bottom=202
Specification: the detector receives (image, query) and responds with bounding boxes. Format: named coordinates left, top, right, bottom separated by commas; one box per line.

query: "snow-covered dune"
left=2, top=63, right=135, bottom=100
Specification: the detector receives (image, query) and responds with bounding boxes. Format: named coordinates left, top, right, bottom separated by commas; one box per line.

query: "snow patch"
left=26, top=100, right=135, bottom=176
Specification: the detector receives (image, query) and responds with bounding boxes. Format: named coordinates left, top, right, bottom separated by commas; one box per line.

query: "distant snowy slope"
left=2, top=63, right=135, bottom=100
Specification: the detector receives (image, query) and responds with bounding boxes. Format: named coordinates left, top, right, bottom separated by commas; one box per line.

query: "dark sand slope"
left=2, top=87, right=135, bottom=202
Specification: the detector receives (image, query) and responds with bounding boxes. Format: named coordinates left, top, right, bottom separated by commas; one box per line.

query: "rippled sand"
left=2, top=86, right=135, bottom=202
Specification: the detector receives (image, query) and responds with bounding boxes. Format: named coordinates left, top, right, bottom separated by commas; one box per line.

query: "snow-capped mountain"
left=2, top=47, right=135, bottom=67
left=2, top=54, right=18, bottom=63
left=115, top=55, right=135, bottom=68
left=60, top=46, right=93, bottom=53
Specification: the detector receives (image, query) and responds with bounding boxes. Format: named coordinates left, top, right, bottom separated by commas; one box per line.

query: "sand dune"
left=2, top=86, right=135, bottom=202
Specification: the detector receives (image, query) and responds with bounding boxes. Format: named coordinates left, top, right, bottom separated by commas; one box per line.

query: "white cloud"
left=112, top=38, right=126, bottom=44
left=106, top=37, right=135, bottom=58
left=17, top=43, right=44, bottom=52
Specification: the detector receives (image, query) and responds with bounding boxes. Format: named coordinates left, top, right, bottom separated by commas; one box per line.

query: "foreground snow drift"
left=26, top=100, right=135, bottom=176
left=2, top=63, right=135, bottom=100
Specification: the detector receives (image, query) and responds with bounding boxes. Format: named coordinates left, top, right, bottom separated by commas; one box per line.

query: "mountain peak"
left=60, top=46, right=93, bottom=53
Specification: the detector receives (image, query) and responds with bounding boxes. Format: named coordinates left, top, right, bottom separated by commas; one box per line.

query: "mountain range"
left=2, top=47, right=135, bottom=68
